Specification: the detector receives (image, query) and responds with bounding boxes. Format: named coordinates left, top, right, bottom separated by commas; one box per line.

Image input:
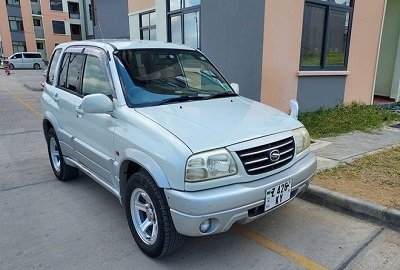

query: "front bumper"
left=164, top=153, right=317, bottom=237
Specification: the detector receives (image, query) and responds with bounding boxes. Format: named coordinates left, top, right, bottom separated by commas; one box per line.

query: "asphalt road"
left=1, top=69, right=399, bottom=270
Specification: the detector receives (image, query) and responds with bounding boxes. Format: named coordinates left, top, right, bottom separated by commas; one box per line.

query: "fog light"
left=199, top=219, right=212, bottom=233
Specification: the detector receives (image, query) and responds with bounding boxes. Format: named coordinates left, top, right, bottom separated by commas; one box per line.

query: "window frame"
left=12, top=41, right=26, bottom=53
left=55, top=46, right=116, bottom=98
left=139, top=10, right=157, bottom=41
left=300, top=0, right=355, bottom=71
left=50, top=0, right=63, bottom=11
left=52, top=20, right=66, bottom=35
left=6, top=0, right=20, bottom=6
left=167, top=0, right=201, bottom=48
left=9, top=16, right=24, bottom=32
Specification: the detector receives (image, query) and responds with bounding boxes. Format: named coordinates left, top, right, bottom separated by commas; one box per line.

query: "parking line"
left=233, top=225, right=328, bottom=270
left=3, top=87, right=42, bottom=119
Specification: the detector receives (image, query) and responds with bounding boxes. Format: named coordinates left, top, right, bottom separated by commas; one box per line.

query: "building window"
left=6, top=0, right=20, bottom=6
left=33, top=18, right=41, bottom=27
left=36, top=42, right=44, bottom=50
left=88, top=4, right=93, bottom=21
left=300, top=0, right=353, bottom=70
left=50, top=0, right=63, bottom=11
left=140, top=10, right=156, bottom=41
left=167, top=0, right=201, bottom=49
left=12, top=41, right=26, bottom=53
left=52, top=20, right=66, bottom=34
left=9, top=16, right=24, bottom=31
left=68, top=1, right=80, bottom=19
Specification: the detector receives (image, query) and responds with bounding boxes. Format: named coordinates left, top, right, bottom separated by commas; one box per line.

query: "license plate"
left=265, top=180, right=292, bottom=211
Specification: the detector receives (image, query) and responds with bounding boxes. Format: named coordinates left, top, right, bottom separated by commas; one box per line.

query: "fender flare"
left=118, top=149, right=171, bottom=206
left=43, top=111, right=61, bottom=137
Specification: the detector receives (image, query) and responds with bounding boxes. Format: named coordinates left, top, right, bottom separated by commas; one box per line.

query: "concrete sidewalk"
left=310, top=126, right=400, bottom=172
left=305, top=125, right=400, bottom=231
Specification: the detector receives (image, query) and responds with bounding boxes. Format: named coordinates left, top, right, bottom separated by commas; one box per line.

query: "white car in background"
left=8, top=52, right=46, bottom=70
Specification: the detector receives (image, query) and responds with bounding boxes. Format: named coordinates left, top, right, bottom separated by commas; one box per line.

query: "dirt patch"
left=313, top=146, right=400, bottom=209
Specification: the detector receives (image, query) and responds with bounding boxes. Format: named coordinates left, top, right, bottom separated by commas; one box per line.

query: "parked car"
left=41, top=40, right=317, bottom=258
left=8, top=52, right=46, bottom=70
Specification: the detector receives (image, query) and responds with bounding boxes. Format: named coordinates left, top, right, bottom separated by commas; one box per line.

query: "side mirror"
left=80, top=93, right=113, bottom=114
left=231, top=83, right=240, bottom=95
left=289, top=99, right=299, bottom=119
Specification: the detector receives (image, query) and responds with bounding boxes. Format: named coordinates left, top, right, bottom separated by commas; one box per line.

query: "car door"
left=22, top=53, right=32, bottom=68
left=72, top=47, right=117, bottom=187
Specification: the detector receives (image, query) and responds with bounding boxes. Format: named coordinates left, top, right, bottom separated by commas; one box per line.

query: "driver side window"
left=82, top=55, right=112, bottom=96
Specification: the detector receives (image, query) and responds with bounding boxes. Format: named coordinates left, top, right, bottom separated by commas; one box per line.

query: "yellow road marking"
left=233, top=225, right=328, bottom=270
left=3, top=87, right=42, bottom=119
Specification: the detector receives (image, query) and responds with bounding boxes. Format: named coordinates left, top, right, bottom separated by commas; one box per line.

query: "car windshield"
left=115, top=49, right=236, bottom=107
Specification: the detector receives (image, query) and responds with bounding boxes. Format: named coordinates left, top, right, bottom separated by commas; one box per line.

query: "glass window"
left=184, top=11, right=200, bottom=49
left=23, top=53, right=42, bottom=59
left=50, top=0, right=63, bottom=11
left=12, top=41, right=26, bottom=53
left=115, top=49, right=235, bottom=108
left=58, top=53, right=85, bottom=93
left=33, top=18, right=41, bottom=27
left=300, top=0, right=353, bottom=70
left=11, top=54, right=22, bottom=59
left=326, top=10, right=350, bottom=66
left=300, top=5, right=326, bottom=67
left=36, top=42, right=44, bottom=50
left=167, top=0, right=201, bottom=48
left=52, top=20, right=65, bottom=34
left=6, top=0, right=20, bottom=6
left=82, top=55, right=112, bottom=96
left=46, top=49, right=61, bottom=84
left=170, top=16, right=182, bottom=44
left=139, top=10, right=157, bottom=41
left=9, top=17, right=24, bottom=31
left=169, top=0, right=182, bottom=11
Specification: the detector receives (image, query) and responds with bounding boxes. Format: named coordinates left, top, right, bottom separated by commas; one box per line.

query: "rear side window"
left=23, top=53, right=42, bottom=59
left=82, top=55, right=112, bottom=96
left=46, top=49, right=62, bottom=85
left=58, top=53, right=85, bottom=93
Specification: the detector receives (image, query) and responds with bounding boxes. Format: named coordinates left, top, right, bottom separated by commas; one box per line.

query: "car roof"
left=56, top=39, right=197, bottom=51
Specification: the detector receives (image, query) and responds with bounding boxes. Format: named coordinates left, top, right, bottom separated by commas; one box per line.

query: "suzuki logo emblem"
left=269, top=149, right=281, bottom=162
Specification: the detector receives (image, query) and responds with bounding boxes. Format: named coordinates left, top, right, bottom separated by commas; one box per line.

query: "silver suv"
left=41, top=40, right=317, bottom=258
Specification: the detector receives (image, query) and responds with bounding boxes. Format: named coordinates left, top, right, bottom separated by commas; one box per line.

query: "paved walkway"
left=311, top=126, right=400, bottom=171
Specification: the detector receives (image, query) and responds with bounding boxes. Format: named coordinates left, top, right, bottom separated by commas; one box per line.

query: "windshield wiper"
left=156, top=96, right=204, bottom=105
left=202, top=92, right=237, bottom=100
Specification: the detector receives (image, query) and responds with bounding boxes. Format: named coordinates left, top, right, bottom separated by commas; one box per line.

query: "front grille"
left=236, top=137, right=295, bottom=175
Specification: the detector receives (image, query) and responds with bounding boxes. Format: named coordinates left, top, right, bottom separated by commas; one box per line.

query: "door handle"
left=76, top=106, right=85, bottom=117
left=52, top=93, right=60, bottom=102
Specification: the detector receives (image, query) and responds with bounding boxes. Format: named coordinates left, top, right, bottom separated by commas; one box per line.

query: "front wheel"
left=125, top=170, right=184, bottom=258
left=9, top=63, right=14, bottom=70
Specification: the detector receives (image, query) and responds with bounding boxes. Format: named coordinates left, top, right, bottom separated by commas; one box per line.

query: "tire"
left=34, top=63, right=40, bottom=70
left=125, top=169, right=184, bottom=258
left=9, top=63, right=14, bottom=70
left=46, top=128, right=79, bottom=181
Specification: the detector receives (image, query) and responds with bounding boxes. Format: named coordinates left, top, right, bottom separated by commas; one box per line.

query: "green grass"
left=298, top=103, right=400, bottom=139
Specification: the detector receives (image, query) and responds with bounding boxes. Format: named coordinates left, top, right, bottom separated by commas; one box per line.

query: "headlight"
left=293, top=127, right=311, bottom=154
left=186, top=149, right=237, bottom=182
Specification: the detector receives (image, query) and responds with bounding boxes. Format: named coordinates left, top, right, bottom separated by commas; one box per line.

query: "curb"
left=23, top=83, right=43, bottom=92
left=300, top=185, right=400, bottom=231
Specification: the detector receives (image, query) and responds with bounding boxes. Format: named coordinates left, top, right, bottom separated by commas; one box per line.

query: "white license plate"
left=265, top=180, right=292, bottom=211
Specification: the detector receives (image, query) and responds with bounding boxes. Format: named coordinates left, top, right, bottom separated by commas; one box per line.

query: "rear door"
left=22, top=53, right=32, bottom=68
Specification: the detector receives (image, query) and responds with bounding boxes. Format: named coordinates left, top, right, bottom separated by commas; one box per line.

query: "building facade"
left=92, top=0, right=129, bottom=39
left=0, top=0, right=94, bottom=61
left=128, top=0, right=393, bottom=112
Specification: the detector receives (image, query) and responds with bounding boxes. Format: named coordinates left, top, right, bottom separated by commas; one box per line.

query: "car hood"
left=135, top=97, right=303, bottom=153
